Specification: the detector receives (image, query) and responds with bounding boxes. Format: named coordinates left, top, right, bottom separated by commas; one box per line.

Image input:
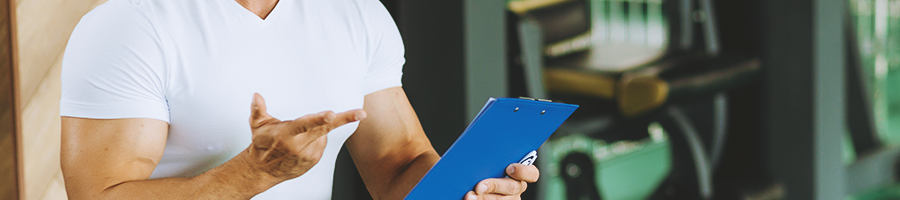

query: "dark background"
left=333, top=0, right=857, bottom=200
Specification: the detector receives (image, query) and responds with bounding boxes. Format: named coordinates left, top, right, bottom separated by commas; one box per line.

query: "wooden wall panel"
left=0, top=0, right=19, bottom=198
left=15, top=0, right=108, bottom=199
left=20, top=53, right=63, bottom=200
left=15, top=0, right=102, bottom=105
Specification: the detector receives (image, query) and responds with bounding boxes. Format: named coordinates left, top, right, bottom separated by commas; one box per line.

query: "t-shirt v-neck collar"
left=226, top=0, right=287, bottom=26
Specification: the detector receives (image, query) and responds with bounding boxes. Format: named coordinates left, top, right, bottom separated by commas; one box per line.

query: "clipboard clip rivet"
left=541, top=110, right=546, bottom=115
left=514, top=107, right=519, bottom=112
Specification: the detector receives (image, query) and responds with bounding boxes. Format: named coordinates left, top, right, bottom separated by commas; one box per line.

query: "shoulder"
left=71, top=0, right=184, bottom=48
left=78, top=0, right=158, bottom=31
left=314, top=0, right=388, bottom=15
left=83, top=0, right=149, bottom=18
left=334, top=0, right=393, bottom=26
left=65, top=0, right=168, bottom=73
left=80, top=0, right=191, bottom=28
left=349, top=0, right=390, bottom=14
left=320, top=0, right=371, bottom=8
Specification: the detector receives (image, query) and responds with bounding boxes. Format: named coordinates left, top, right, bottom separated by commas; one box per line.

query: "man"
left=59, top=0, right=538, bottom=199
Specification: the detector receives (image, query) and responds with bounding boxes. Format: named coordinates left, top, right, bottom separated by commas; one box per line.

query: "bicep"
left=61, top=117, right=168, bottom=199
left=61, top=1, right=169, bottom=122
left=345, top=87, right=436, bottom=178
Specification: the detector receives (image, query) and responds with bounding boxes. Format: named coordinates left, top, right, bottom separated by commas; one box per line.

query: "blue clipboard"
left=404, top=97, right=578, bottom=199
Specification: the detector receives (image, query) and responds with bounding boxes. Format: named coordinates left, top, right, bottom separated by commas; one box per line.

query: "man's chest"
left=163, top=20, right=367, bottom=113
left=143, top=3, right=375, bottom=178
left=157, top=23, right=368, bottom=159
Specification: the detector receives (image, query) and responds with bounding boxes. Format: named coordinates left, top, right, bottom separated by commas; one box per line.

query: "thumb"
left=250, top=93, right=271, bottom=128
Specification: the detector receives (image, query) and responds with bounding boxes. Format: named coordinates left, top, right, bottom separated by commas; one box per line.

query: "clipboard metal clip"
left=518, top=97, right=553, bottom=102
left=518, top=150, right=538, bottom=165
left=506, top=151, right=538, bottom=178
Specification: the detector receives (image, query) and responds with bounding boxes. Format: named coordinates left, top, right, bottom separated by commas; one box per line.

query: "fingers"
left=287, top=111, right=336, bottom=134
left=295, top=134, right=329, bottom=163
left=250, top=93, right=276, bottom=129
left=250, top=93, right=267, bottom=128
left=252, top=93, right=267, bottom=116
left=325, top=109, right=367, bottom=129
left=473, top=178, right=527, bottom=196
left=248, top=92, right=367, bottom=144
left=287, top=109, right=367, bottom=137
left=464, top=165, right=537, bottom=200
left=465, top=191, right=521, bottom=200
left=466, top=192, right=478, bottom=200
left=506, top=164, right=540, bottom=183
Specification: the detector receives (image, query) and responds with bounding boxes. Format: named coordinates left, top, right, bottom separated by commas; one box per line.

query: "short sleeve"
left=60, top=1, right=170, bottom=123
left=361, top=0, right=405, bottom=95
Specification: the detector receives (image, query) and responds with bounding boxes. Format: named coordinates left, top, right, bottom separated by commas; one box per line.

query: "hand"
left=245, top=93, right=366, bottom=182
left=465, top=164, right=540, bottom=200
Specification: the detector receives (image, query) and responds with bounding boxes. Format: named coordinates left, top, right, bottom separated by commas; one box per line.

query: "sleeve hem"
left=363, top=72, right=403, bottom=95
left=60, top=100, right=170, bottom=123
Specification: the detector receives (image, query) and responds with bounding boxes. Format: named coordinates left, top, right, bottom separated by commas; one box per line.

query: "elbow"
left=63, top=176, right=132, bottom=200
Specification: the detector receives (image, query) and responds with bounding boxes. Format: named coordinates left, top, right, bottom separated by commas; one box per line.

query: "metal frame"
left=464, top=0, right=508, bottom=121
left=761, top=0, right=847, bottom=199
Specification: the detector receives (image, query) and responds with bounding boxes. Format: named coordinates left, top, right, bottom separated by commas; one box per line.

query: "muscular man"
left=59, top=0, right=538, bottom=199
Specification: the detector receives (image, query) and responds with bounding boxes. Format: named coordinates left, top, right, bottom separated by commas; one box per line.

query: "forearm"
left=377, top=150, right=441, bottom=200
left=81, top=151, right=276, bottom=200
left=63, top=97, right=355, bottom=200
left=350, top=87, right=444, bottom=199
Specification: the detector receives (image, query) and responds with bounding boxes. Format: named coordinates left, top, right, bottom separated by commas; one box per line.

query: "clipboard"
left=404, top=98, right=578, bottom=200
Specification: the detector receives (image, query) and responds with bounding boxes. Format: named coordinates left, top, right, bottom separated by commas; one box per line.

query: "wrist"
left=201, top=149, right=279, bottom=197
left=232, top=149, right=281, bottom=194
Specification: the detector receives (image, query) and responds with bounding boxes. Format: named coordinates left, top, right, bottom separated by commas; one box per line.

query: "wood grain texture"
left=0, top=0, right=20, bottom=198
left=15, top=0, right=101, bottom=106
left=20, top=53, right=63, bottom=200
left=15, top=0, right=108, bottom=199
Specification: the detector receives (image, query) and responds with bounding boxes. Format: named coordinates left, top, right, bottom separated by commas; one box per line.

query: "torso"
left=144, top=1, right=370, bottom=199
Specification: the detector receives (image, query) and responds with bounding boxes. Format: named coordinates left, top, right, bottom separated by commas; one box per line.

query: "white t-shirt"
left=60, top=0, right=405, bottom=199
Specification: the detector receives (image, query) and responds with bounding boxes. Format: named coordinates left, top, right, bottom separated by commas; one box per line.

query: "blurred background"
left=1, top=0, right=899, bottom=199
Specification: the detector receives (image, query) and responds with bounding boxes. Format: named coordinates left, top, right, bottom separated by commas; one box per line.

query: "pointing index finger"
left=331, top=109, right=367, bottom=125
left=287, top=109, right=367, bottom=137
left=319, top=109, right=367, bottom=133
left=288, top=111, right=335, bottom=134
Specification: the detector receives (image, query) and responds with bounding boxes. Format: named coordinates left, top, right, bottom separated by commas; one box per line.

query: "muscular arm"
left=349, top=87, right=541, bottom=200
left=61, top=118, right=273, bottom=200
left=61, top=94, right=363, bottom=200
left=346, top=87, right=441, bottom=199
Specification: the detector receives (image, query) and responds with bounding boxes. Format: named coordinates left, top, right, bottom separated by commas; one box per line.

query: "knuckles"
left=250, top=116, right=278, bottom=130
left=251, top=134, right=276, bottom=149
left=248, top=101, right=341, bottom=180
